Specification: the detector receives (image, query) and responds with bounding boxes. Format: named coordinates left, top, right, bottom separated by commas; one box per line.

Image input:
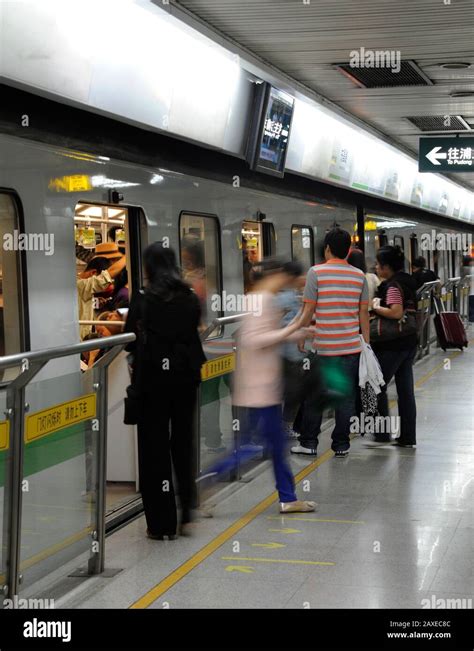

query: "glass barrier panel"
left=19, top=367, right=98, bottom=591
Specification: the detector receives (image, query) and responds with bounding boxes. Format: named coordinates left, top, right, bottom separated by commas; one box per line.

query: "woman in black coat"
left=125, top=242, right=206, bottom=539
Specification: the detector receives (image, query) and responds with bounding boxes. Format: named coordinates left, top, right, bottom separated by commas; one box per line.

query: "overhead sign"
left=419, top=137, right=474, bottom=173
left=26, top=394, right=96, bottom=443
left=247, top=83, right=294, bottom=178
left=201, top=354, right=235, bottom=381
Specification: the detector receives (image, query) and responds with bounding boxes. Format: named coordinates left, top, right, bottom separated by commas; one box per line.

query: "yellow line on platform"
left=130, top=345, right=466, bottom=609
left=221, top=556, right=334, bottom=567
left=267, top=516, right=364, bottom=524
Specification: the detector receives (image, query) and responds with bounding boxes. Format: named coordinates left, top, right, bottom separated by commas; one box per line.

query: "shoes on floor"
left=364, top=437, right=393, bottom=446
left=393, top=440, right=417, bottom=449
left=290, top=444, right=317, bottom=456
left=283, top=423, right=299, bottom=439
left=334, top=449, right=349, bottom=458
left=280, top=500, right=317, bottom=513
left=146, top=529, right=177, bottom=541
left=194, top=505, right=214, bottom=518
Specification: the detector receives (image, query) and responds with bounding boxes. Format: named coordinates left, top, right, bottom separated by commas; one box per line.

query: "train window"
left=393, top=235, right=404, bottom=251
left=291, top=225, right=314, bottom=270
left=0, top=193, right=23, bottom=357
left=179, top=212, right=222, bottom=331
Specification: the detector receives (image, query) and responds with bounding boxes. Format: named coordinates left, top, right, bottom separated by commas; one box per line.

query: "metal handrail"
left=0, top=333, right=135, bottom=370
left=416, top=280, right=441, bottom=299
left=200, top=313, right=252, bottom=342
left=79, top=320, right=125, bottom=327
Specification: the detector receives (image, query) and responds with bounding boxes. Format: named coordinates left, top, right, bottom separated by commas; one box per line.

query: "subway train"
left=0, top=93, right=473, bottom=575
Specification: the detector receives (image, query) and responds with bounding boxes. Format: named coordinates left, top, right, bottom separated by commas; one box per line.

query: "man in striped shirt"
left=292, top=228, right=369, bottom=458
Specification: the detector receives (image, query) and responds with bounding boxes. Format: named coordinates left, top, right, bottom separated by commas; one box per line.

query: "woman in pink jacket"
left=206, top=260, right=316, bottom=514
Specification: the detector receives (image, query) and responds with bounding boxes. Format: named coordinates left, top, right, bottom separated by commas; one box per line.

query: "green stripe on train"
left=0, top=423, right=88, bottom=487
left=0, top=373, right=233, bottom=485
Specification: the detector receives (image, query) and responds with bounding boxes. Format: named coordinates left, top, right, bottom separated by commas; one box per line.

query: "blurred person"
left=201, top=259, right=316, bottom=514
left=370, top=245, right=418, bottom=448
left=292, top=228, right=369, bottom=458
left=77, top=251, right=126, bottom=339
left=275, top=260, right=306, bottom=438
left=411, top=256, right=438, bottom=290
left=348, top=247, right=380, bottom=306
left=125, top=242, right=206, bottom=539
left=182, top=239, right=207, bottom=325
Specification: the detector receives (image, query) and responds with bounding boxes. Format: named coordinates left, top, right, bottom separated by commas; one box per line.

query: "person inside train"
left=124, top=242, right=206, bottom=539
left=80, top=332, right=104, bottom=371
left=109, top=267, right=129, bottom=311
left=95, top=310, right=124, bottom=337
left=348, top=247, right=380, bottom=306
left=201, top=259, right=316, bottom=514
left=411, top=256, right=438, bottom=290
left=77, top=247, right=126, bottom=339
left=275, top=260, right=306, bottom=439
left=370, top=245, right=418, bottom=448
left=292, top=227, right=369, bottom=458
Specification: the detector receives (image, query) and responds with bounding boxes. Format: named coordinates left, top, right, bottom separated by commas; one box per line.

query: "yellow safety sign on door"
left=201, top=354, right=235, bottom=381
left=0, top=421, right=9, bottom=451
left=25, top=394, right=96, bottom=443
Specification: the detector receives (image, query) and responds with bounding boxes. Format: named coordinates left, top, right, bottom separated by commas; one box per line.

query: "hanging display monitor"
left=247, top=83, right=295, bottom=178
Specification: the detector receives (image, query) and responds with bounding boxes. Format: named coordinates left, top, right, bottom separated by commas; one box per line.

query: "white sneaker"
left=280, top=500, right=317, bottom=513
left=283, top=423, right=299, bottom=439
left=290, top=444, right=317, bottom=456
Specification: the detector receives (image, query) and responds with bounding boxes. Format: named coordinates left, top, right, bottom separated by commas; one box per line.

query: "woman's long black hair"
left=144, top=242, right=190, bottom=300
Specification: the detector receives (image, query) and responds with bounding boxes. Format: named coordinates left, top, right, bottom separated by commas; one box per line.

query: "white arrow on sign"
left=426, top=146, right=447, bottom=166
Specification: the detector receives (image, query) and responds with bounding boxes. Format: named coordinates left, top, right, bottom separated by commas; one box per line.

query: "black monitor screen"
left=248, top=84, right=294, bottom=178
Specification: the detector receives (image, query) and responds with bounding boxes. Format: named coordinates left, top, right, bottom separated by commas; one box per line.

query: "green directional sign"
left=419, top=137, right=474, bottom=173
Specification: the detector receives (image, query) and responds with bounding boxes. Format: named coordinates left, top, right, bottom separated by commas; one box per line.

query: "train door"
left=74, top=202, right=146, bottom=517
left=291, top=224, right=314, bottom=271
left=241, top=220, right=276, bottom=292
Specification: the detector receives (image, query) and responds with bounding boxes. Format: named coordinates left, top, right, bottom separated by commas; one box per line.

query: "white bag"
left=358, top=335, right=385, bottom=395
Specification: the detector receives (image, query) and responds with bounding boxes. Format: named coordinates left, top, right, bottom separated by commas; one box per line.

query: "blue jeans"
left=207, top=405, right=297, bottom=503
left=299, top=353, right=360, bottom=453
left=375, top=346, right=417, bottom=445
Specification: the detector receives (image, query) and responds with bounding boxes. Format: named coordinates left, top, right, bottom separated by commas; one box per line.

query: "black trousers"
left=375, top=346, right=417, bottom=445
left=137, top=382, right=198, bottom=535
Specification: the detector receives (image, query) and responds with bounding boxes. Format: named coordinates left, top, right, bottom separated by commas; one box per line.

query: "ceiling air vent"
left=406, top=115, right=471, bottom=132
left=334, top=59, right=432, bottom=88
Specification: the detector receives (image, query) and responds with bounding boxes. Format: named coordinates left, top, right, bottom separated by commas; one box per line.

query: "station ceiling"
left=174, top=0, right=474, bottom=190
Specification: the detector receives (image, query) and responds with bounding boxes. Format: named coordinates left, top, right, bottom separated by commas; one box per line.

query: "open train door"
left=241, top=218, right=276, bottom=292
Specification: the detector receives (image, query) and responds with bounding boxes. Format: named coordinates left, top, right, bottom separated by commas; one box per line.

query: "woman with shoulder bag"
left=370, top=245, right=418, bottom=448
left=124, top=242, right=206, bottom=540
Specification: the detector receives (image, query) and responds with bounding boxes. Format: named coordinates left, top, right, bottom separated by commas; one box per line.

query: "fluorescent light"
left=91, top=175, right=140, bottom=189
left=150, top=174, right=164, bottom=184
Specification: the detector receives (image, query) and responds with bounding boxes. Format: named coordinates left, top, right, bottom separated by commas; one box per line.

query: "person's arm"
left=108, top=255, right=126, bottom=279
left=359, top=276, right=370, bottom=343
left=373, top=285, right=403, bottom=320
left=296, top=269, right=317, bottom=327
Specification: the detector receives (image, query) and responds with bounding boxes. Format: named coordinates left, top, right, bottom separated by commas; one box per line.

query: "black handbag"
left=370, top=310, right=418, bottom=343
left=370, top=280, right=418, bottom=343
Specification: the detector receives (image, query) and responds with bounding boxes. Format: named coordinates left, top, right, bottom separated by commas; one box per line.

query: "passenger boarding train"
left=0, top=87, right=473, bottom=530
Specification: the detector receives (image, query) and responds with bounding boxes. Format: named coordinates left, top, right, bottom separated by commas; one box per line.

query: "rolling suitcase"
left=433, top=296, right=468, bottom=351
